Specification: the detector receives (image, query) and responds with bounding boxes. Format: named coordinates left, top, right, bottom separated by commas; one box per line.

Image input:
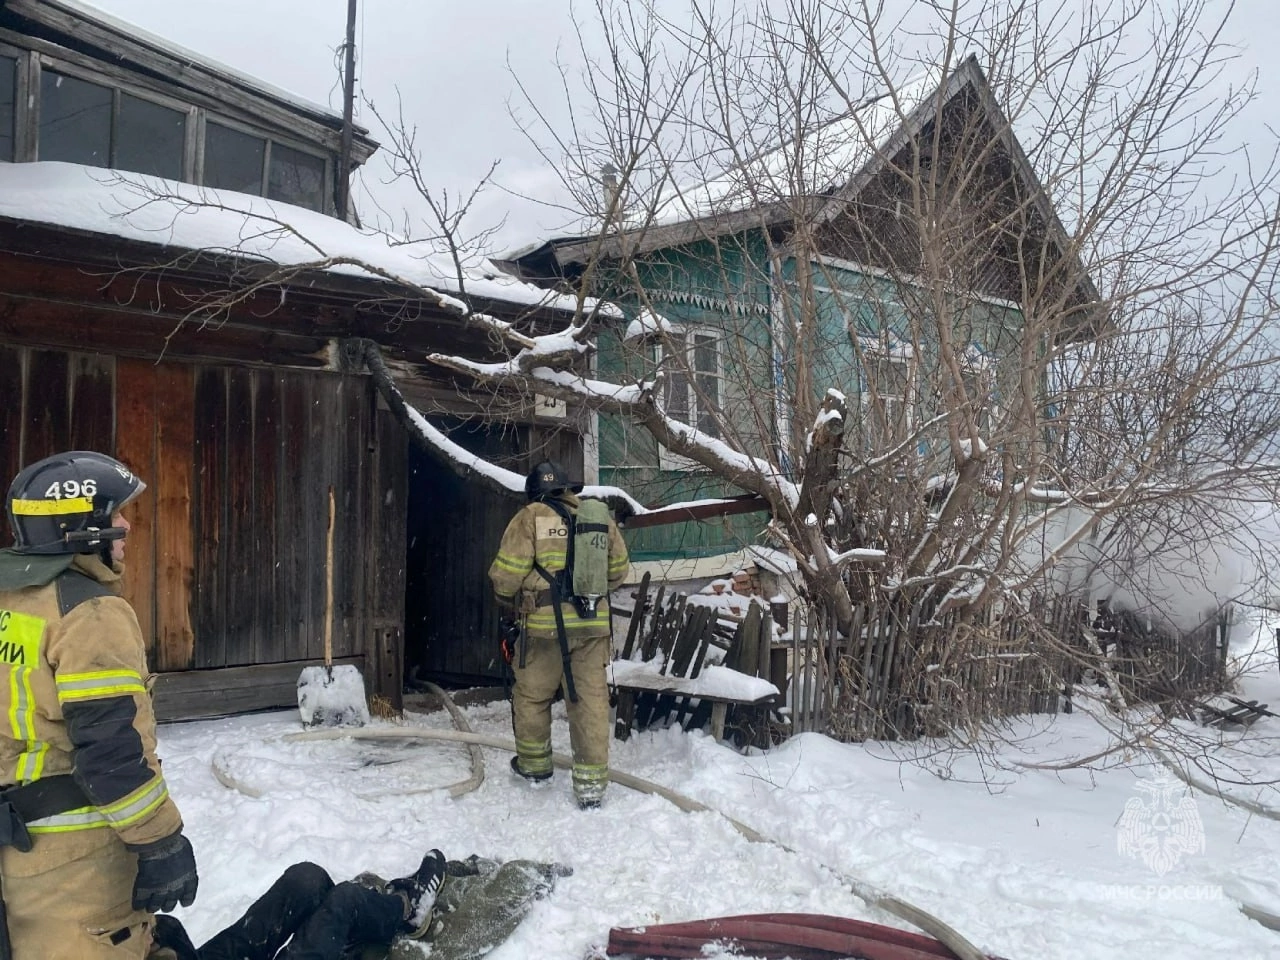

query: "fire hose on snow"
left=222, top=681, right=992, bottom=960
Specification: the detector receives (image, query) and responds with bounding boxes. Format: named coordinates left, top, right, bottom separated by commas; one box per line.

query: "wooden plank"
left=222, top=367, right=256, bottom=666
left=344, top=375, right=369, bottom=685
left=276, top=372, right=313, bottom=663
left=311, top=375, right=342, bottom=660
left=667, top=605, right=708, bottom=678
left=757, top=605, right=773, bottom=679
left=191, top=368, right=227, bottom=668
left=251, top=369, right=280, bottom=666
left=0, top=345, right=26, bottom=546
left=68, top=353, right=115, bottom=453
left=332, top=374, right=361, bottom=659
left=115, top=358, right=158, bottom=652
left=0, top=294, right=332, bottom=370
left=153, top=363, right=195, bottom=671
left=22, top=349, right=70, bottom=462
left=151, top=656, right=364, bottom=721
left=622, top=494, right=772, bottom=530
left=710, top=702, right=728, bottom=740
left=638, top=584, right=666, bottom=660
left=369, top=404, right=407, bottom=704
left=619, top=572, right=651, bottom=661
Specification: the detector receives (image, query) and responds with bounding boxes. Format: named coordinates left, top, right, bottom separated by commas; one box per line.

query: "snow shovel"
left=297, top=487, right=370, bottom=728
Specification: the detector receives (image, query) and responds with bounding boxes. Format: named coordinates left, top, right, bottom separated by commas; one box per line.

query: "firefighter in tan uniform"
left=0, top=451, right=198, bottom=959
left=488, top=461, right=629, bottom=809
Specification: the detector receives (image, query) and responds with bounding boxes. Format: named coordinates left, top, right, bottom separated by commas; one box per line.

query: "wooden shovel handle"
left=324, top=486, right=335, bottom=667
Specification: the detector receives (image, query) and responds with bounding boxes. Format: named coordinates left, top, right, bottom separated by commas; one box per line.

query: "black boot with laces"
left=387, top=848, right=447, bottom=939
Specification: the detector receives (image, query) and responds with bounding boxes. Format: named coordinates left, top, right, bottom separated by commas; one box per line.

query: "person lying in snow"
left=145, top=850, right=571, bottom=960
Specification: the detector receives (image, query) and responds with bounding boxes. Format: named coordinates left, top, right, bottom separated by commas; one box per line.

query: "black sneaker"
left=388, top=849, right=447, bottom=939
left=510, top=755, right=553, bottom=783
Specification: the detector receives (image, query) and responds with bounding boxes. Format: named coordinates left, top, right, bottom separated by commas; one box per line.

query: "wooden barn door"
left=404, top=420, right=526, bottom=686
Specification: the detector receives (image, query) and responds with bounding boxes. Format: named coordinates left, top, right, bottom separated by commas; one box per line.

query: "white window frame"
left=958, top=344, right=1001, bottom=436
left=656, top=324, right=723, bottom=471
left=856, top=335, right=916, bottom=451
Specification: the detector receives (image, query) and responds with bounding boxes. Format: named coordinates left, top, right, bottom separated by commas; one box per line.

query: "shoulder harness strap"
left=54, top=568, right=111, bottom=618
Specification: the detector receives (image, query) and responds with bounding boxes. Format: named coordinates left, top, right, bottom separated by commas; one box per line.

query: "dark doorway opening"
left=403, top=419, right=526, bottom=689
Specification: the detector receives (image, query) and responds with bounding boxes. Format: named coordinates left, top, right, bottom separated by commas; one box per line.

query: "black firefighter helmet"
left=6, top=451, right=146, bottom=555
left=524, top=460, right=583, bottom=501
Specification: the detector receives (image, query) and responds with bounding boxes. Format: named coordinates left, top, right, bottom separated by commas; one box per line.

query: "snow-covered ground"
left=157, top=614, right=1280, bottom=960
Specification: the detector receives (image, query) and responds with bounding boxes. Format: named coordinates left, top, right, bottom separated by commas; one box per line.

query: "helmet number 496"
left=43, top=479, right=96, bottom=499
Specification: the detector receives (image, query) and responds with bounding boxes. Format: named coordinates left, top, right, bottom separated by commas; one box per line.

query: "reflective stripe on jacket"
left=0, top=551, right=183, bottom=845
left=488, top=493, right=630, bottom=640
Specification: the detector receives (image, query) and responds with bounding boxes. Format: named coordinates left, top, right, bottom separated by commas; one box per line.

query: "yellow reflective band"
left=10, top=497, right=93, bottom=516
left=3, top=610, right=47, bottom=785
left=28, top=805, right=109, bottom=833
left=526, top=612, right=610, bottom=630
left=56, top=669, right=146, bottom=703
left=101, top=777, right=170, bottom=828
left=492, top=554, right=531, bottom=574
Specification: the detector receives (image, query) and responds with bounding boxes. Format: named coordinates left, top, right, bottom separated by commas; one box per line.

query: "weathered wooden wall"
left=0, top=345, right=406, bottom=714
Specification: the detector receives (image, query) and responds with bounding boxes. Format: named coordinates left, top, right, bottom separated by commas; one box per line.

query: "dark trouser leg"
left=198, top=863, right=334, bottom=960
left=276, top=881, right=405, bottom=960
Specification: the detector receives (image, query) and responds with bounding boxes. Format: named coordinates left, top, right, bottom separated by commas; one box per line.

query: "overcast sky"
left=87, top=0, right=1280, bottom=257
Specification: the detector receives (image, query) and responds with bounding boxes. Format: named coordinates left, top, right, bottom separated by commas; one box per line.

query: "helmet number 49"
left=43, top=479, right=96, bottom=500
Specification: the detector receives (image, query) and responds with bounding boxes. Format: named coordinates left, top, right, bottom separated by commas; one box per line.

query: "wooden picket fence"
left=611, top=573, right=780, bottom=745
left=797, top=594, right=1232, bottom=742
left=613, top=577, right=1232, bottom=744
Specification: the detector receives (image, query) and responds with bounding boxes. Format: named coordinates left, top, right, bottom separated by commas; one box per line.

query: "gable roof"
left=497, top=56, right=1100, bottom=324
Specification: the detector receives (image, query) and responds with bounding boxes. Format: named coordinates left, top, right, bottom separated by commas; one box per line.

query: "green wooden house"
left=498, top=56, right=1099, bottom=580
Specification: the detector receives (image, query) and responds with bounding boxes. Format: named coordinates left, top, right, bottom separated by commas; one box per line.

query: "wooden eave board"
left=0, top=218, right=508, bottom=365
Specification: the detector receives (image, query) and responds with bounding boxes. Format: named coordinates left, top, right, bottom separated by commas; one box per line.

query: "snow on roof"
left=498, top=65, right=946, bottom=258
left=645, top=66, right=943, bottom=228
left=39, top=0, right=343, bottom=125
left=623, top=307, right=676, bottom=341
left=0, top=162, right=589, bottom=314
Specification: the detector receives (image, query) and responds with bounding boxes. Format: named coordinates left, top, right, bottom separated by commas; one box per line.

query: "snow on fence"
left=613, top=577, right=1232, bottom=745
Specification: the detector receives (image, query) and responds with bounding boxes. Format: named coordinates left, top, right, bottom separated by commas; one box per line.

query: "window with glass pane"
left=40, top=71, right=111, bottom=166
left=268, top=142, right=325, bottom=211
left=204, top=122, right=265, bottom=195
left=0, top=56, right=15, bottom=162
left=660, top=329, right=721, bottom=439
left=864, top=358, right=911, bottom=446
left=116, top=94, right=185, bottom=179
left=693, top=333, right=721, bottom=436
left=662, top=331, right=690, bottom=424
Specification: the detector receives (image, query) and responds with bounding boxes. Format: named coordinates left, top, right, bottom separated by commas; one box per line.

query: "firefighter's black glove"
left=499, top=618, right=521, bottom=665
left=127, top=831, right=198, bottom=913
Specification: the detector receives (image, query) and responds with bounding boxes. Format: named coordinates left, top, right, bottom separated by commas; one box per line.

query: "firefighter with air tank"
left=488, top=461, right=629, bottom=809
